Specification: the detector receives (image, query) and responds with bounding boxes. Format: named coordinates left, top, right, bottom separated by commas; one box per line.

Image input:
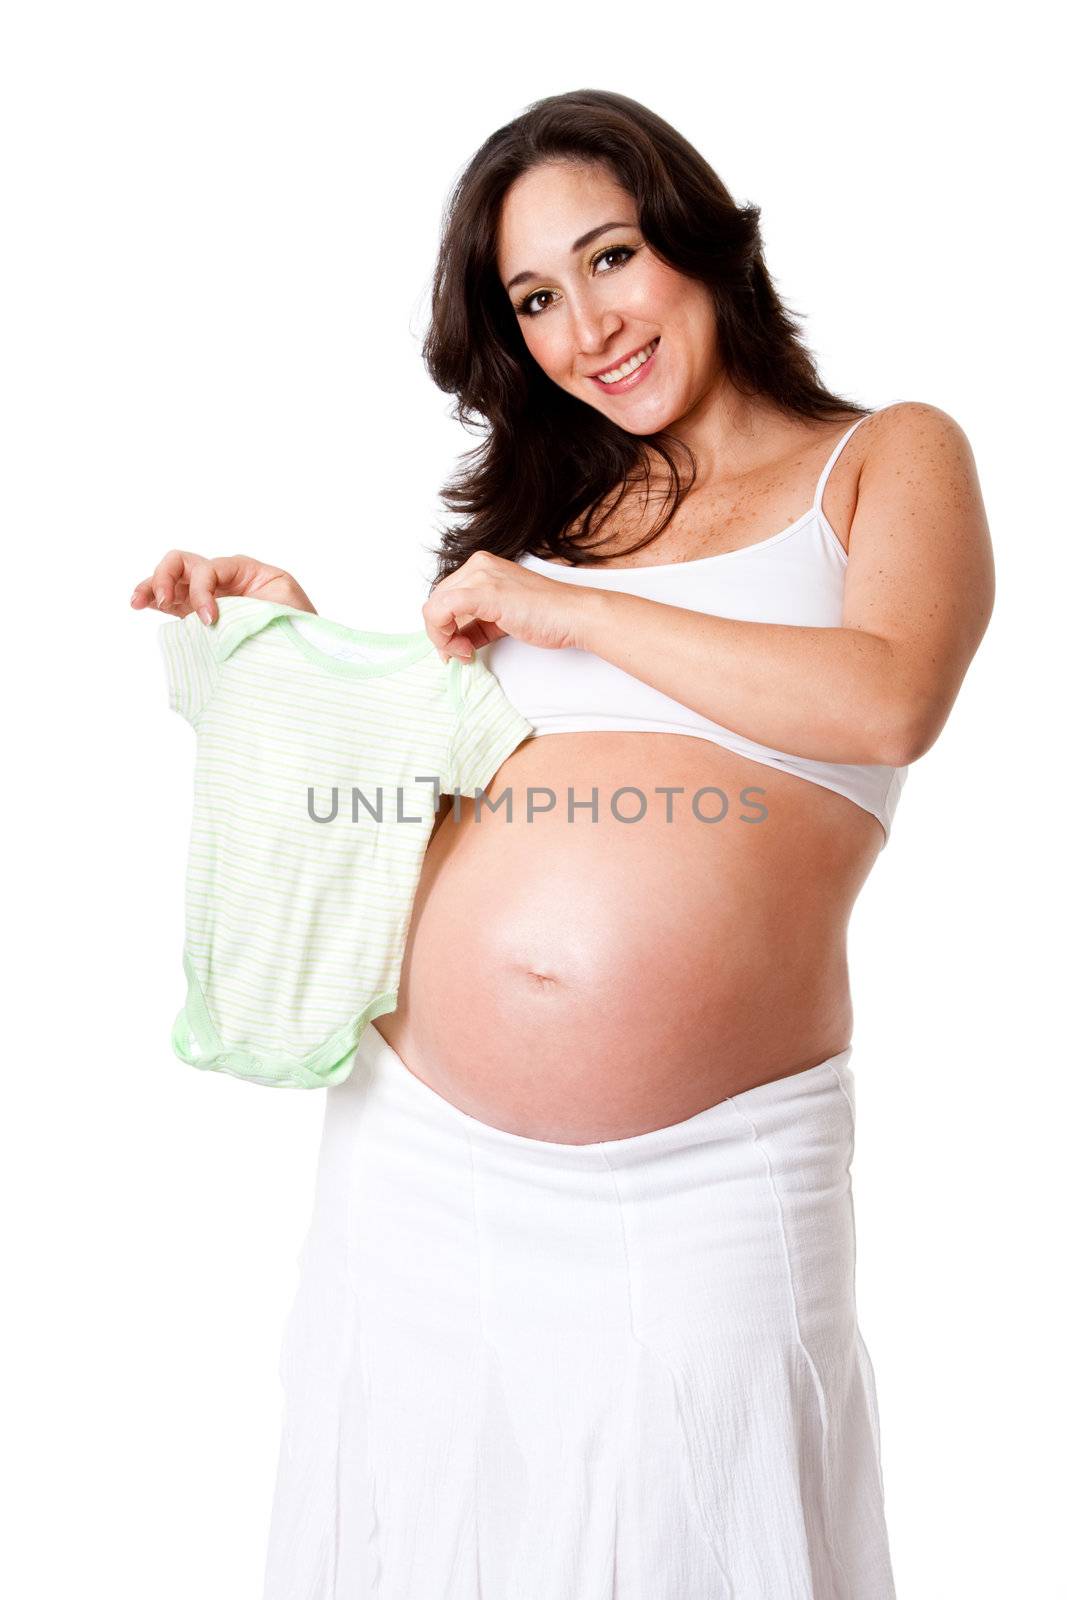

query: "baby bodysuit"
left=158, top=595, right=533, bottom=1088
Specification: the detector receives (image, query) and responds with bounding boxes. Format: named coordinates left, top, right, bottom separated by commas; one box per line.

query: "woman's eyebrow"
left=504, top=220, right=636, bottom=293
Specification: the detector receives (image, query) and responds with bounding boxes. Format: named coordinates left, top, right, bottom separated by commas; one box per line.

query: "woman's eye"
left=516, top=243, right=636, bottom=318
left=518, top=290, right=555, bottom=318
left=594, top=245, right=634, bottom=273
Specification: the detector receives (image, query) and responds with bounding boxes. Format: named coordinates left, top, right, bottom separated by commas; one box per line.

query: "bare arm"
left=571, top=403, right=995, bottom=767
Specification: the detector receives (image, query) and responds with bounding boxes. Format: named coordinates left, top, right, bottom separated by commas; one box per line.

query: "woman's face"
left=496, top=160, right=720, bottom=435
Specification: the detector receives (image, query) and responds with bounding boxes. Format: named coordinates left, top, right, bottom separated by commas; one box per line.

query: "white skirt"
left=261, top=1020, right=896, bottom=1600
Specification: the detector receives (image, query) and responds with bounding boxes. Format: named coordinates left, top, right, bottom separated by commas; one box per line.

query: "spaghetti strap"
left=813, top=410, right=881, bottom=520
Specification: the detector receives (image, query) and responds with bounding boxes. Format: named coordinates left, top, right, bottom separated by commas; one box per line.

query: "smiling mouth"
left=588, top=337, right=660, bottom=384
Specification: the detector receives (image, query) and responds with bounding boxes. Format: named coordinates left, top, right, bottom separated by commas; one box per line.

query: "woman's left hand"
left=423, top=550, right=588, bottom=662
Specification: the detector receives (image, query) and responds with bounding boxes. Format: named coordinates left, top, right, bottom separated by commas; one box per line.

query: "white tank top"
left=482, top=412, right=907, bottom=847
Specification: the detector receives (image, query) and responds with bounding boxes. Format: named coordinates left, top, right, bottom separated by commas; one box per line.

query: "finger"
left=149, top=550, right=199, bottom=613
left=188, top=554, right=266, bottom=621
left=446, top=632, right=476, bottom=663
left=195, top=554, right=249, bottom=601
left=447, top=618, right=499, bottom=659
left=459, top=620, right=503, bottom=650
left=185, top=557, right=230, bottom=624
left=148, top=553, right=249, bottom=622
left=422, top=586, right=480, bottom=654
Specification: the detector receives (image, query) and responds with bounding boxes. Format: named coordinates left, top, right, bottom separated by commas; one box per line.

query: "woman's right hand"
left=129, top=551, right=316, bottom=624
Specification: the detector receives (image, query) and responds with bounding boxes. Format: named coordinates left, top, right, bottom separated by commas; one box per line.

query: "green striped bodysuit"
left=158, top=595, right=532, bottom=1088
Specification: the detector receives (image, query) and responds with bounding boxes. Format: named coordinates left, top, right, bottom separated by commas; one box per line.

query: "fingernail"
left=198, top=605, right=213, bottom=624
left=155, top=590, right=166, bottom=608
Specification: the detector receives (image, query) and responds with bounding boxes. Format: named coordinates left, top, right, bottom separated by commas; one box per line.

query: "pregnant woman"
left=134, top=91, right=994, bottom=1599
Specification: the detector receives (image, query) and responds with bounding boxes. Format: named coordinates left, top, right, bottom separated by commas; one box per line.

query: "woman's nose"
left=568, top=300, right=623, bottom=360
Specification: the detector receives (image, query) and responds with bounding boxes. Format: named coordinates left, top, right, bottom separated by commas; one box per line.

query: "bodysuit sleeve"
left=158, top=612, right=222, bottom=726
left=448, top=651, right=533, bottom=798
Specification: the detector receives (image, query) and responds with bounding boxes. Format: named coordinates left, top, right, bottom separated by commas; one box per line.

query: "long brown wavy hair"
left=422, top=88, right=871, bottom=586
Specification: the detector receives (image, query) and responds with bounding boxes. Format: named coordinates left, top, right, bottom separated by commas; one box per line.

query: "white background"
left=2, top=3, right=1063, bottom=1596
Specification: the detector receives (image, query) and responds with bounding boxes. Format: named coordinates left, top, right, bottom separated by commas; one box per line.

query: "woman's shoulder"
left=848, top=404, right=981, bottom=516
left=859, top=399, right=974, bottom=459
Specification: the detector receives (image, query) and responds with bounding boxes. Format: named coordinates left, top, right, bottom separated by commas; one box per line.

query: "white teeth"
left=596, top=339, right=657, bottom=384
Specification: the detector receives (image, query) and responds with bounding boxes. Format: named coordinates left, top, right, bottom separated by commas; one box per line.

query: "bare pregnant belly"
left=375, top=733, right=883, bottom=1143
